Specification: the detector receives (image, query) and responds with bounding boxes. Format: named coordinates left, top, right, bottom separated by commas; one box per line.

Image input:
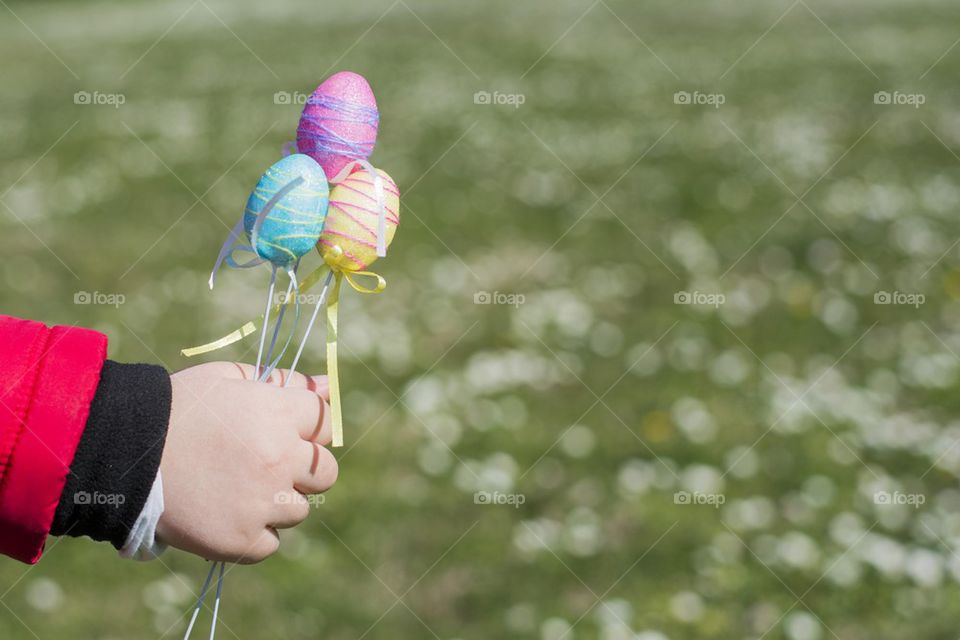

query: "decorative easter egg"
left=318, top=167, right=400, bottom=271
left=296, top=71, right=379, bottom=179
left=244, top=154, right=329, bottom=266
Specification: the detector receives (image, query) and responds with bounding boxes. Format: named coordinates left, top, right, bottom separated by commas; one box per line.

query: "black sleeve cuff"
left=51, top=360, right=172, bottom=549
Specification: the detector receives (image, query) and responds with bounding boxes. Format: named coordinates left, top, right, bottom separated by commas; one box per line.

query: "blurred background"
left=2, top=0, right=960, bottom=637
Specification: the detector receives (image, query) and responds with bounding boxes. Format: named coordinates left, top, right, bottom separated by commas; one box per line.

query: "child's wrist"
left=50, top=361, right=172, bottom=550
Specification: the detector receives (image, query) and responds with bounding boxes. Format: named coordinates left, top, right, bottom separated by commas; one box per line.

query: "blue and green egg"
left=244, top=154, right=329, bottom=266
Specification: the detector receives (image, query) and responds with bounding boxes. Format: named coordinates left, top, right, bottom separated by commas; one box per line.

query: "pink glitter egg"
left=296, top=71, right=379, bottom=179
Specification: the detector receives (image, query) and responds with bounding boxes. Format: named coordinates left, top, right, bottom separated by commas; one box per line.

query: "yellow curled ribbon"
left=182, top=245, right=386, bottom=448
left=180, top=262, right=335, bottom=356
left=320, top=246, right=385, bottom=447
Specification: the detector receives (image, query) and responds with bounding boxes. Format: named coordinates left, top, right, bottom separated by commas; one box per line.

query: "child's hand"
left=156, top=361, right=337, bottom=563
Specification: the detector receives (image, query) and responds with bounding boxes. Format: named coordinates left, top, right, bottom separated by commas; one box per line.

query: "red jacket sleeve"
left=0, top=315, right=107, bottom=563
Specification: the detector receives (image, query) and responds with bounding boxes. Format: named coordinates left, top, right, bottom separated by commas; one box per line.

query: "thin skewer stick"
left=260, top=266, right=303, bottom=383
left=209, top=562, right=226, bottom=640
left=255, top=266, right=278, bottom=378
left=182, top=561, right=217, bottom=640
left=258, top=273, right=295, bottom=381
left=284, top=270, right=335, bottom=387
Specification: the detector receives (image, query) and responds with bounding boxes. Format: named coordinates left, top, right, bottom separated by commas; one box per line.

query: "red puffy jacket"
left=0, top=315, right=106, bottom=563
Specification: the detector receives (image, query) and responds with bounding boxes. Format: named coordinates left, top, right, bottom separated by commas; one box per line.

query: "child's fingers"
left=270, top=491, right=311, bottom=529
left=256, top=366, right=331, bottom=400
left=314, top=376, right=330, bottom=401
left=263, top=369, right=328, bottom=395
left=281, top=388, right=331, bottom=443
left=313, top=397, right=332, bottom=445
left=222, top=362, right=328, bottom=395
left=293, top=442, right=338, bottom=494
left=232, top=529, right=281, bottom=565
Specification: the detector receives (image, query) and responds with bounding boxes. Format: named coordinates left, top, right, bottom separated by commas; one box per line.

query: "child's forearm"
left=0, top=315, right=107, bottom=563
left=0, top=314, right=338, bottom=566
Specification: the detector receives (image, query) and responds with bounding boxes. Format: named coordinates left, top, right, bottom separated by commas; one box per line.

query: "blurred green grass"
left=3, top=0, right=960, bottom=638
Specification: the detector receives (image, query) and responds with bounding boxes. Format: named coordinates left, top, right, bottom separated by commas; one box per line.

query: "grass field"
left=3, top=0, right=960, bottom=638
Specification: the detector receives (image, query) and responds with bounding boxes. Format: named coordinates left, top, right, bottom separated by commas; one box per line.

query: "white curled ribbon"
left=208, top=176, right=305, bottom=290
left=256, top=264, right=302, bottom=383
left=327, top=158, right=387, bottom=257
